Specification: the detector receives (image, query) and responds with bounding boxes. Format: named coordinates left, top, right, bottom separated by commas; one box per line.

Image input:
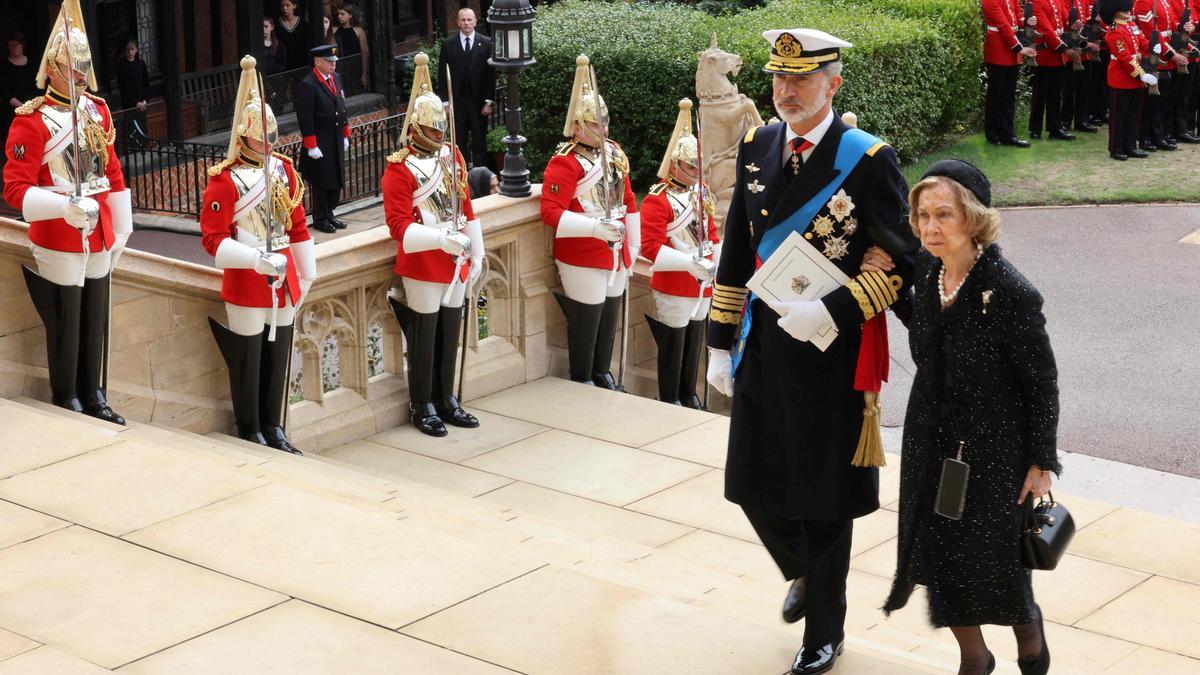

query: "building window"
left=136, top=0, right=158, bottom=76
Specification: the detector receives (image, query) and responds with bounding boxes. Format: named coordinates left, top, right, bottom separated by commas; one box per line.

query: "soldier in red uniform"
left=382, top=53, right=483, bottom=437
left=540, top=55, right=640, bottom=390
left=201, top=57, right=316, bottom=455
left=1135, top=0, right=1186, bottom=149
left=1167, top=0, right=1200, bottom=141
left=1063, top=0, right=1105, bottom=132
left=984, top=0, right=1038, bottom=146
left=640, top=99, right=718, bottom=408
left=1105, top=0, right=1156, bottom=158
left=3, top=0, right=133, bottom=424
left=1030, top=0, right=1078, bottom=139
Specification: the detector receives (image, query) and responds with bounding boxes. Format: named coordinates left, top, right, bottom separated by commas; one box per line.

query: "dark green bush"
left=506, top=0, right=973, bottom=186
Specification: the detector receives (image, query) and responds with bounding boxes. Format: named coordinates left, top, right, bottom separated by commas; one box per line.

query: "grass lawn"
left=902, top=118, right=1200, bottom=207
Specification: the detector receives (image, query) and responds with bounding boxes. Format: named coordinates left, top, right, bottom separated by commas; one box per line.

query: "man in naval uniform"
left=640, top=98, right=719, bottom=408
left=382, top=53, right=483, bottom=438
left=297, top=44, right=350, bottom=233
left=3, top=0, right=133, bottom=425
left=540, top=55, right=640, bottom=390
left=705, top=29, right=919, bottom=675
left=201, top=56, right=317, bottom=455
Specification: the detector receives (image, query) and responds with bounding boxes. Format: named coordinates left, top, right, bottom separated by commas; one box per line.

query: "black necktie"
left=465, top=37, right=471, bottom=52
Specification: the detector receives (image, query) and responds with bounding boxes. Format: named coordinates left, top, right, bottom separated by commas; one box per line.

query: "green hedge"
left=467, top=0, right=975, bottom=186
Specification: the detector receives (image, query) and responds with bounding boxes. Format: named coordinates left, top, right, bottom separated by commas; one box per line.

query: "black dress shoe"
left=1048, top=130, right=1076, bottom=140
left=1140, top=143, right=1158, bottom=152
left=1074, top=124, right=1098, bottom=133
left=1029, top=131, right=1042, bottom=139
left=1004, top=138, right=1032, bottom=148
left=83, top=403, right=126, bottom=426
left=262, top=426, right=303, bottom=455
left=1178, top=132, right=1200, bottom=143
left=435, top=396, right=480, bottom=428
left=329, top=217, right=348, bottom=230
left=411, top=402, right=447, bottom=437
left=1129, top=149, right=1150, bottom=158
left=782, top=577, right=806, bottom=623
left=592, top=371, right=620, bottom=390
left=788, top=640, right=844, bottom=675
left=1110, top=153, right=1128, bottom=161
left=1157, top=141, right=1178, bottom=151
left=312, top=220, right=337, bottom=233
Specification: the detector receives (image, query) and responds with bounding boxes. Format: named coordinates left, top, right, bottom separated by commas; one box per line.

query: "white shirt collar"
left=783, top=108, right=835, bottom=163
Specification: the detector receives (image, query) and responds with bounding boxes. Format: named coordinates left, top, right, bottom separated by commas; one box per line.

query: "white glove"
left=307, top=147, right=324, bottom=160
left=468, top=257, right=484, bottom=289
left=774, top=299, right=834, bottom=343
left=441, top=230, right=472, bottom=257
left=706, top=348, right=734, bottom=397
left=297, top=277, right=314, bottom=308
left=254, top=251, right=288, bottom=277
left=1153, top=43, right=1163, bottom=55
left=1141, top=73, right=1159, bottom=86
left=64, top=196, right=100, bottom=233
left=689, top=257, right=716, bottom=282
left=593, top=217, right=624, bottom=244
left=343, top=138, right=349, bottom=152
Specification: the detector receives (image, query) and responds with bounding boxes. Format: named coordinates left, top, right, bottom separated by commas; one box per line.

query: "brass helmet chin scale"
left=657, top=98, right=699, bottom=182
left=226, top=56, right=278, bottom=161
left=37, top=0, right=98, bottom=91
left=401, top=53, right=448, bottom=154
left=563, top=54, right=609, bottom=146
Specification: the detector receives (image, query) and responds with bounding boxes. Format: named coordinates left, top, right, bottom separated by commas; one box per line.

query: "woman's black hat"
left=921, top=159, right=992, bottom=207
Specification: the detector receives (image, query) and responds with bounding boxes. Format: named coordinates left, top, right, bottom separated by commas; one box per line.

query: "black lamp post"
left=487, top=0, right=536, bottom=198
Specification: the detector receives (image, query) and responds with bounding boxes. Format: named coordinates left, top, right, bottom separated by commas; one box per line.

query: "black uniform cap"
left=311, top=44, right=338, bottom=59
left=921, top=159, right=992, bottom=208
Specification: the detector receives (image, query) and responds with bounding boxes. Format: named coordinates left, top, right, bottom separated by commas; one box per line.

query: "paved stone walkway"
left=1, top=380, right=1198, bottom=673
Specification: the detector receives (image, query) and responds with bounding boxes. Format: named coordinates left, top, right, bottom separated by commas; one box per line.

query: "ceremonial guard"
left=4, top=0, right=133, bottom=424
left=1062, top=0, right=1103, bottom=134
left=1135, top=0, right=1183, bottom=149
left=1030, top=0, right=1077, bottom=139
left=640, top=99, right=718, bottom=408
left=201, top=56, right=316, bottom=455
left=983, top=0, right=1037, bottom=146
left=382, top=53, right=483, bottom=438
left=540, top=55, right=640, bottom=389
left=705, top=30, right=918, bottom=674
left=1105, top=0, right=1155, bottom=159
left=297, top=44, right=350, bottom=233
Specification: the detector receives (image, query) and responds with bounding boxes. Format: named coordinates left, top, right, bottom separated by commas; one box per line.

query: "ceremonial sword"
left=444, top=65, right=473, bottom=404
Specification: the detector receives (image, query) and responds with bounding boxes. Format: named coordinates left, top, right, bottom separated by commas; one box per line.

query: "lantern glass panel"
left=494, top=30, right=505, bottom=60
left=507, top=28, right=521, bottom=59
left=521, top=27, right=530, bottom=58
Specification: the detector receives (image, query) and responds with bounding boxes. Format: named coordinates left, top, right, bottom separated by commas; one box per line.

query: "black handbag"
left=1021, top=491, right=1075, bottom=570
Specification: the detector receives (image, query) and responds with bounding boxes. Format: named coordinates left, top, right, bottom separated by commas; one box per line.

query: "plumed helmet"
left=657, top=98, right=699, bottom=180
left=37, top=0, right=98, bottom=91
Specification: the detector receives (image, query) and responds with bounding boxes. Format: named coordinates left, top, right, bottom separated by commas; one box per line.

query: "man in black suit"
left=705, top=28, right=919, bottom=675
left=436, top=7, right=496, bottom=167
left=297, top=44, right=349, bottom=234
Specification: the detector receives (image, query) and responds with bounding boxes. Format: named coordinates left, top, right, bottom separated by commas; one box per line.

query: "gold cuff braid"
left=709, top=308, right=742, bottom=325
left=846, top=279, right=877, bottom=321
left=848, top=270, right=902, bottom=321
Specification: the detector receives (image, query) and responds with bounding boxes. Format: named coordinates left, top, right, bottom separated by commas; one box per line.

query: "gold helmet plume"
left=657, top=98, right=699, bottom=181
left=225, top=56, right=278, bottom=162
left=36, top=0, right=97, bottom=91
left=562, top=54, right=609, bottom=138
left=400, top=53, right=448, bottom=152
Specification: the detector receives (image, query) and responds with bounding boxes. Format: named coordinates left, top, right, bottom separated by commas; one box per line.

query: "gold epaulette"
left=710, top=281, right=749, bottom=325
left=555, top=140, right=578, bottom=157
left=866, top=141, right=889, bottom=157
left=15, top=97, right=43, bottom=116
left=648, top=182, right=667, bottom=196
left=386, top=147, right=411, bottom=164
left=846, top=270, right=903, bottom=321
left=743, top=125, right=763, bottom=144
left=206, top=157, right=236, bottom=177
left=610, top=142, right=631, bottom=175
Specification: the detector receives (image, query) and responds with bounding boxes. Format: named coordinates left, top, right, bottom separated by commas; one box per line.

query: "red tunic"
left=1107, top=20, right=1150, bottom=87
left=540, top=142, right=638, bottom=271
left=3, top=92, right=126, bottom=253
left=1033, top=0, right=1069, bottom=66
left=382, top=145, right=478, bottom=284
left=983, top=0, right=1025, bottom=66
left=199, top=155, right=310, bottom=308
left=1135, top=0, right=1178, bottom=70
left=639, top=182, right=719, bottom=299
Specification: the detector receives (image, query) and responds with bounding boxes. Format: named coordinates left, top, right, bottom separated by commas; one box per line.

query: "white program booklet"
left=746, top=231, right=849, bottom=352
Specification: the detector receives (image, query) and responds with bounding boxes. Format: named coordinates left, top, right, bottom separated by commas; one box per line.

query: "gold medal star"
left=823, top=235, right=849, bottom=261
left=812, top=215, right=835, bottom=237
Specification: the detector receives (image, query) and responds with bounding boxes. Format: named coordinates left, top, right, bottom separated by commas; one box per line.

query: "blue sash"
left=731, top=128, right=879, bottom=373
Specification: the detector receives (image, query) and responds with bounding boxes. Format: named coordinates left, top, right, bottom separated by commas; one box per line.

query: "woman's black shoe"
left=1017, top=605, right=1050, bottom=675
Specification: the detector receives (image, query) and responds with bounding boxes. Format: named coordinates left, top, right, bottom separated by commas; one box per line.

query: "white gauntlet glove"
left=706, top=348, right=734, bottom=397
left=593, top=217, right=624, bottom=244
left=307, top=147, right=324, bottom=160
left=64, top=196, right=100, bottom=233
left=1141, top=73, right=1159, bottom=86
left=255, top=251, right=288, bottom=277
left=441, top=230, right=472, bottom=257
left=688, top=257, right=717, bottom=282
left=1153, top=43, right=1163, bottom=55
left=343, top=138, right=349, bottom=152
left=775, top=299, right=834, bottom=343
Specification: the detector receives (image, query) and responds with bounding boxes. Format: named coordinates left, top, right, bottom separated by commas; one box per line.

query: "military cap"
left=761, top=28, right=852, bottom=75
left=310, top=44, right=338, bottom=61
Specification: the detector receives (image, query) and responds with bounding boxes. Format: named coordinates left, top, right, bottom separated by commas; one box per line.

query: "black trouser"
left=1140, top=71, right=1169, bottom=144
left=742, top=506, right=853, bottom=648
left=311, top=186, right=341, bottom=225
left=1189, top=63, right=1200, bottom=132
left=1110, top=87, right=1144, bottom=155
left=1062, top=62, right=1091, bottom=130
left=454, top=97, right=488, bottom=168
left=1030, top=64, right=1065, bottom=134
left=1167, top=67, right=1193, bottom=138
left=985, top=64, right=1020, bottom=142
left=1089, top=56, right=1111, bottom=122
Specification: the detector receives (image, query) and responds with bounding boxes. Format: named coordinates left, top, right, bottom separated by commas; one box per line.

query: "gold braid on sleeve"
left=710, top=282, right=749, bottom=324
left=848, top=270, right=901, bottom=321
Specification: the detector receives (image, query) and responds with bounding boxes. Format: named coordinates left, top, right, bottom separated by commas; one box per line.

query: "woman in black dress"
left=865, top=160, right=1059, bottom=675
left=333, top=4, right=369, bottom=88
left=257, top=17, right=289, bottom=75
left=2, top=33, right=39, bottom=145
left=274, top=0, right=311, bottom=71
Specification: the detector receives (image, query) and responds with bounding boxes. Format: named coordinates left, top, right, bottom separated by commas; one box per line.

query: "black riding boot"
left=432, top=304, right=479, bottom=428
left=259, top=324, right=301, bottom=454
left=646, top=315, right=685, bottom=405
left=22, top=266, right=84, bottom=413
left=390, top=297, right=446, bottom=437
left=78, top=274, right=125, bottom=424
left=554, top=292, right=603, bottom=385
left=679, top=319, right=706, bottom=409
left=208, top=317, right=267, bottom=445
left=592, top=293, right=623, bottom=390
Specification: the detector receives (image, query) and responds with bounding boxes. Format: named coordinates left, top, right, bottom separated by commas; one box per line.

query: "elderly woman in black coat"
left=862, top=160, right=1059, bottom=675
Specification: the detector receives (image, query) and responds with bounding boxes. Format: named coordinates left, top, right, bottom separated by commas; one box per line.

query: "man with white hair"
left=705, top=28, right=918, bottom=674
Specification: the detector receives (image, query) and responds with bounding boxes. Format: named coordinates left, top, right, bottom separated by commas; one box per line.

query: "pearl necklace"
left=938, top=244, right=983, bottom=307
